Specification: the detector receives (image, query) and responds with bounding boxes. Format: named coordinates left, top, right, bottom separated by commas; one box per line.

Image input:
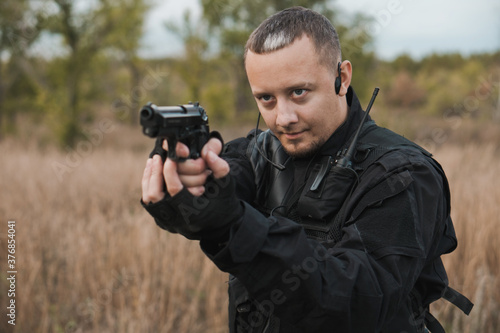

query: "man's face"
left=245, top=35, right=348, bottom=158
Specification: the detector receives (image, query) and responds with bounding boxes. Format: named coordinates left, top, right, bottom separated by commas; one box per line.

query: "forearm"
left=199, top=160, right=440, bottom=330
left=201, top=208, right=426, bottom=331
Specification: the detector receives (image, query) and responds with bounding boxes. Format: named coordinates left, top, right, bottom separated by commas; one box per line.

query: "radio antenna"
left=336, top=87, right=379, bottom=168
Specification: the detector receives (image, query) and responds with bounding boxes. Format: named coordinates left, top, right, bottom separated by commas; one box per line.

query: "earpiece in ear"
left=335, top=62, right=342, bottom=95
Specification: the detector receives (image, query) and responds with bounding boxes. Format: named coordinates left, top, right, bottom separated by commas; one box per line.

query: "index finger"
left=162, top=140, right=190, bottom=160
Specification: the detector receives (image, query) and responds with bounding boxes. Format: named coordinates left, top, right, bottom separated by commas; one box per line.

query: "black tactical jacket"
left=199, top=87, right=460, bottom=332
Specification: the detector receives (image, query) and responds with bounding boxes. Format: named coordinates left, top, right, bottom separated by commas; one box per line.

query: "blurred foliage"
left=375, top=52, right=500, bottom=124
left=166, top=11, right=210, bottom=101
left=0, top=0, right=149, bottom=147
left=0, top=0, right=40, bottom=136
left=0, top=1, right=499, bottom=147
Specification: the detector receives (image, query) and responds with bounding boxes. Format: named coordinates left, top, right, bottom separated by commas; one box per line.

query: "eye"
left=256, top=94, right=275, bottom=106
left=293, top=89, right=306, bottom=96
left=291, top=88, right=309, bottom=101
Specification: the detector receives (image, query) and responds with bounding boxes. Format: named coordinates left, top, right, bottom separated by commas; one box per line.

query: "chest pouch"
left=296, top=155, right=359, bottom=238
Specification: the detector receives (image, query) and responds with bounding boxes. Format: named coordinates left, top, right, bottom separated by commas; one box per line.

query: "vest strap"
left=424, top=286, right=473, bottom=332
left=443, top=286, right=474, bottom=315
left=424, top=310, right=445, bottom=333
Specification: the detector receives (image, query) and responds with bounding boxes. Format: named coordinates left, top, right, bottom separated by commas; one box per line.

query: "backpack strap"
left=424, top=310, right=445, bottom=333
left=424, top=286, right=473, bottom=332
left=443, top=286, right=474, bottom=315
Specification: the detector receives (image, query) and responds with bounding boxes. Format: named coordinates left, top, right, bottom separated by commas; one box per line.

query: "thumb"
left=205, top=150, right=230, bottom=179
left=201, top=137, right=230, bottom=179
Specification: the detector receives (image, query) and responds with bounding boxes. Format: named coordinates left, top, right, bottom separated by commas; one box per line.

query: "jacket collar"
left=316, top=86, right=368, bottom=157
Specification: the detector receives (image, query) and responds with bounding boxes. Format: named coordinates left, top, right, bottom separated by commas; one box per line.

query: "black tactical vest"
left=246, top=120, right=435, bottom=243
left=245, top=121, right=473, bottom=332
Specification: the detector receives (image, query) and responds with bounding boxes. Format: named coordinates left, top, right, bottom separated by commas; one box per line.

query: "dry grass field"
left=0, top=122, right=499, bottom=332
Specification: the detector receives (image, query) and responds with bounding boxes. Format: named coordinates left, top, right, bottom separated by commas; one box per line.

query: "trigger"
left=149, top=138, right=168, bottom=162
left=167, top=139, right=179, bottom=161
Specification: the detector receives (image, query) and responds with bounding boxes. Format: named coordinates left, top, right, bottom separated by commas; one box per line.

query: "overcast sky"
left=139, top=0, right=500, bottom=60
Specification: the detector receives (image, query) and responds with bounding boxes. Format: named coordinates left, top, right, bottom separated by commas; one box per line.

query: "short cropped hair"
left=244, top=7, right=342, bottom=72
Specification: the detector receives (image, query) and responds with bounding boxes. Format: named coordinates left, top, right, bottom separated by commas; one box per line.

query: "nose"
left=275, top=100, right=298, bottom=128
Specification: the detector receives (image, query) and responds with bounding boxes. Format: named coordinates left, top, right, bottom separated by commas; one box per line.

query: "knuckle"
left=168, top=183, right=183, bottom=196
left=188, top=159, right=207, bottom=174
left=196, top=162, right=208, bottom=173
left=215, top=163, right=230, bottom=178
left=188, top=186, right=205, bottom=196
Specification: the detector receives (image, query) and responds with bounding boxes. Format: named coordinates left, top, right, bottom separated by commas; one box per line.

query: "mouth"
left=282, top=130, right=305, bottom=140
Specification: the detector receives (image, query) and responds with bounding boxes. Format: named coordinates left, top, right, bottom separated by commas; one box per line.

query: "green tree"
left=166, top=11, right=210, bottom=101
left=106, top=0, right=150, bottom=125
left=0, top=0, right=44, bottom=136
left=42, top=0, right=148, bottom=146
left=165, top=11, right=236, bottom=122
left=392, top=53, right=419, bottom=74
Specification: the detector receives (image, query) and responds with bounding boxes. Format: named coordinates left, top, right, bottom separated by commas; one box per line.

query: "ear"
left=338, top=60, right=352, bottom=97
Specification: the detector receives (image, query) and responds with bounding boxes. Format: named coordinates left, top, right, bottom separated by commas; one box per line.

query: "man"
left=141, top=7, right=471, bottom=332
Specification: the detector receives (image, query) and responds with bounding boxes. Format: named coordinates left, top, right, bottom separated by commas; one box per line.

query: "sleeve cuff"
left=140, top=197, right=178, bottom=232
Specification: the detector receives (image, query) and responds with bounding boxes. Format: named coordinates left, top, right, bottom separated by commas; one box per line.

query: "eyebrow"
left=288, top=81, right=316, bottom=91
left=252, top=81, right=316, bottom=97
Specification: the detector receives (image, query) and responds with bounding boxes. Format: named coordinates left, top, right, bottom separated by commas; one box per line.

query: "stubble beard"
left=282, top=139, right=323, bottom=159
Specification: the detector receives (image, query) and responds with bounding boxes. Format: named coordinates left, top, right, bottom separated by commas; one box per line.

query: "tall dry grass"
left=0, top=129, right=228, bottom=333
left=431, top=144, right=500, bottom=332
left=0, top=124, right=498, bottom=332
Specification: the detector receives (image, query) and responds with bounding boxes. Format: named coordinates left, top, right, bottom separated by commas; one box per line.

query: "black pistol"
left=140, top=102, right=210, bottom=161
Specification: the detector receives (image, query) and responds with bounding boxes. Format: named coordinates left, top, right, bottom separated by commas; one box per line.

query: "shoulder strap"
left=425, top=285, right=474, bottom=332
left=326, top=122, right=427, bottom=243
left=443, top=286, right=474, bottom=315
left=246, top=130, right=295, bottom=215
